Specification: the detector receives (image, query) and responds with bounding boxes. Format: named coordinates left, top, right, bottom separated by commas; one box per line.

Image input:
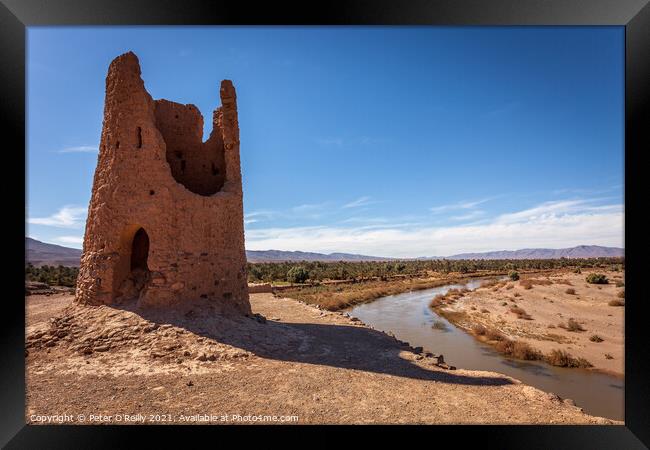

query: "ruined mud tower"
left=75, top=51, right=250, bottom=314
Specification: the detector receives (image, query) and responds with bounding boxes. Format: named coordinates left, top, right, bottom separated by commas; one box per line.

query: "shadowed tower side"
left=75, top=51, right=250, bottom=314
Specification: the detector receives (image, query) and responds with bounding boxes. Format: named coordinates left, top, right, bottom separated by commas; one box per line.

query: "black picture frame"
left=3, top=0, right=648, bottom=447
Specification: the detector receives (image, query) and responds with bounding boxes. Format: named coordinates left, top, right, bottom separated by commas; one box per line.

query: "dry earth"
left=434, top=269, right=624, bottom=376
left=25, top=292, right=620, bottom=425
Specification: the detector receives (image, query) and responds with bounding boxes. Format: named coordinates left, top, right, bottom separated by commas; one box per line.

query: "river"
left=348, top=278, right=624, bottom=421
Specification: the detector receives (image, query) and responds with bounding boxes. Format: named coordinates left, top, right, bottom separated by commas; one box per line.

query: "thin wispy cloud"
left=494, top=199, right=620, bottom=225
left=57, top=145, right=97, bottom=154
left=343, top=196, right=376, bottom=209
left=28, top=205, right=87, bottom=228
left=429, top=197, right=495, bottom=214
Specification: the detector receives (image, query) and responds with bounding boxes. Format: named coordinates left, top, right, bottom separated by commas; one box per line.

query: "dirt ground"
left=434, top=269, right=624, bottom=376
left=25, top=292, right=620, bottom=425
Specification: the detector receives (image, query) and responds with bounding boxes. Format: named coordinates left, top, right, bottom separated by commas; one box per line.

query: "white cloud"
left=430, top=197, right=494, bottom=214
left=343, top=196, right=376, bottom=209
left=53, top=236, right=84, bottom=247
left=28, top=206, right=87, bottom=228
left=245, top=200, right=624, bottom=258
left=57, top=145, right=97, bottom=154
left=494, top=199, right=620, bottom=224
left=449, top=210, right=485, bottom=222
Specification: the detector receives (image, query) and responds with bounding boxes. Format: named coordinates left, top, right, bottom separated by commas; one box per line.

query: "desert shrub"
left=510, top=306, right=533, bottom=320
left=495, top=340, right=542, bottom=360
left=608, top=299, right=625, bottom=307
left=432, top=320, right=448, bottom=331
left=513, top=292, right=521, bottom=297
left=586, top=273, right=608, bottom=284
left=287, top=266, right=310, bottom=284
left=615, top=280, right=625, bottom=287
left=510, top=306, right=525, bottom=315
left=485, top=328, right=506, bottom=341
left=566, top=318, right=586, bottom=332
left=604, top=353, right=614, bottom=360
left=438, top=310, right=469, bottom=323
left=590, top=335, right=604, bottom=343
left=511, top=341, right=543, bottom=360
left=430, top=295, right=445, bottom=308
left=501, top=301, right=508, bottom=306
left=508, top=271, right=520, bottom=281
left=546, top=349, right=592, bottom=368
left=565, top=288, right=576, bottom=295
left=472, top=324, right=487, bottom=335
left=574, top=267, right=582, bottom=274
left=617, top=289, right=625, bottom=298
left=495, top=339, right=514, bottom=354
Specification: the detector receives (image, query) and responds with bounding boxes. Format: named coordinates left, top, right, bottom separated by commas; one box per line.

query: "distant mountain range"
left=25, top=237, right=623, bottom=267
left=424, top=245, right=624, bottom=260
left=26, top=237, right=83, bottom=267
left=246, top=250, right=392, bottom=263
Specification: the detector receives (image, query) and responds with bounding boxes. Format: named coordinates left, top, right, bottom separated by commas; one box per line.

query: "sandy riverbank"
left=429, top=269, right=624, bottom=376
left=25, top=292, right=619, bottom=424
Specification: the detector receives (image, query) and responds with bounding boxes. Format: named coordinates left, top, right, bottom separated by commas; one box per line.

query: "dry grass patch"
left=546, top=349, right=592, bottom=368
left=285, top=277, right=462, bottom=311
left=472, top=324, right=487, bottom=335
left=608, top=299, right=625, bottom=307
left=437, top=310, right=469, bottom=324
left=495, top=340, right=543, bottom=361
left=432, top=320, right=449, bottom=331
left=520, top=278, right=552, bottom=290
left=565, top=288, right=576, bottom=295
left=564, top=318, right=586, bottom=332
left=590, top=335, right=604, bottom=343
left=510, top=306, right=533, bottom=320
left=472, top=324, right=507, bottom=342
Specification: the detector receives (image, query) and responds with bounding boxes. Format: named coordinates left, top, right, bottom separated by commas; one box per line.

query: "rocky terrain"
left=26, top=292, right=620, bottom=424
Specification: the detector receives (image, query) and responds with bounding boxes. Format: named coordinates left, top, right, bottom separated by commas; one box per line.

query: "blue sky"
left=26, top=26, right=624, bottom=257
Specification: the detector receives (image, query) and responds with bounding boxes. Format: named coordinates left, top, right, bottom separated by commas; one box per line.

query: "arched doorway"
left=130, top=227, right=150, bottom=271
left=114, top=226, right=151, bottom=302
